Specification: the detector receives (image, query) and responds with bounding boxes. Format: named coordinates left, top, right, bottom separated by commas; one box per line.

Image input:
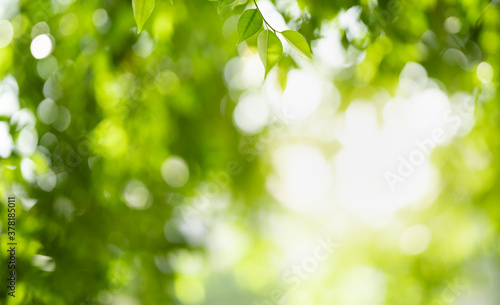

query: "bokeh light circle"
left=30, top=34, right=53, bottom=59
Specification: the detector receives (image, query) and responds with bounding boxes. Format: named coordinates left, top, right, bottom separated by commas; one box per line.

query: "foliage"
left=0, top=0, right=499, bottom=304
left=132, top=0, right=311, bottom=76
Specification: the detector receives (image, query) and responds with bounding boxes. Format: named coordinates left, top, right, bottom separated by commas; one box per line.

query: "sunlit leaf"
left=232, top=0, right=248, bottom=8
left=277, top=56, right=294, bottom=91
left=132, top=0, right=155, bottom=33
left=257, top=30, right=283, bottom=75
left=218, top=0, right=235, bottom=13
left=281, top=30, right=311, bottom=59
left=237, top=9, right=263, bottom=44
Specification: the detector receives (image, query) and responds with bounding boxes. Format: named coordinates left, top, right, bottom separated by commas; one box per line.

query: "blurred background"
left=0, top=0, right=499, bottom=304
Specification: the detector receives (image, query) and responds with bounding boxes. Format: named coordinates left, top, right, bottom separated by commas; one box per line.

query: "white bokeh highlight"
left=31, top=34, right=53, bottom=59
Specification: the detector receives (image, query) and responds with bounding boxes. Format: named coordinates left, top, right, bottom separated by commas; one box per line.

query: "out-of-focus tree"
left=0, top=0, right=498, bottom=304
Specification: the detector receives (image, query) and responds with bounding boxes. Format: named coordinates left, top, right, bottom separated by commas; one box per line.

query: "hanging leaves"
left=237, top=9, right=263, bottom=44
left=132, top=0, right=155, bottom=34
left=129, top=0, right=312, bottom=78
left=281, top=30, right=311, bottom=59
left=257, top=30, right=283, bottom=75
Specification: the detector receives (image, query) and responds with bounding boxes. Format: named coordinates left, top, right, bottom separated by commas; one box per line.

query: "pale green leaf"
left=277, top=56, right=293, bottom=91
left=169, top=0, right=173, bottom=4
left=232, top=0, right=248, bottom=8
left=257, top=30, right=283, bottom=75
left=133, top=0, right=155, bottom=33
left=281, top=30, right=311, bottom=59
left=218, top=0, right=235, bottom=13
left=237, top=9, right=263, bottom=44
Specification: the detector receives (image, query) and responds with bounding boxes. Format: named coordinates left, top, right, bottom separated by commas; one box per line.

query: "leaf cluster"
left=132, top=0, right=312, bottom=77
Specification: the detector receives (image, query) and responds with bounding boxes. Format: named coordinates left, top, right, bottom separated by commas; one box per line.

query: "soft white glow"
left=132, top=31, right=154, bottom=58
left=161, top=156, right=189, bottom=188
left=240, top=54, right=265, bottom=88
left=37, top=170, right=57, bottom=192
left=123, top=180, right=151, bottom=209
left=32, top=254, right=56, bottom=272
left=15, top=127, right=38, bottom=156
left=477, top=62, right=494, bottom=83
left=0, top=0, right=18, bottom=20
left=331, top=63, right=473, bottom=221
left=264, top=63, right=470, bottom=223
left=444, top=16, right=462, bottom=34
left=11, top=108, right=36, bottom=131
left=276, top=0, right=305, bottom=20
left=312, top=22, right=347, bottom=71
left=334, top=90, right=446, bottom=218
left=31, top=22, right=50, bottom=38
left=257, top=0, right=287, bottom=32
left=167, top=249, right=203, bottom=275
left=233, top=93, right=270, bottom=134
left=0, top=75, right=19, bottom=117
left=338, top=6, right=368, bottom=42
left=206, top=223, right=249, bottom=270
left=399, top=224, right=432, bottom=255
left=224, top=53, right=264, bottom=91
left=31, top=34, right=53, bottom=59
left=281, top=69, right=324, bottom=120
left=176, top=214, right=207, bottom=246
left=338, top=266, right=386, bottom=305
left=92, top=9, right=109, bottom=27
left=0, top=121, right=14, bottom=158
left=0, top=20, right=14, bottom=48
left=37, top=98, right=59, bottom=124
left=267, top=144, right=333, bottom=212
left=21, top=157, right=36, bottom=183
left=450, top=92, right=475, bottom=137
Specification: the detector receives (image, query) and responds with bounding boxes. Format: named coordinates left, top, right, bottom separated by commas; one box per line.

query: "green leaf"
left=237, top=9, right=263, bottom=44
left=232, top=0, right=248, bottom=8
left=218, top=0, right=235, bottom=13
left=257, top=30, right=283, bottom=76
left=281, top=30, right=311, bottom=59
left=277, top=62, right=288, bottom=91
left=277, top=56, right=293, bottom=91
left=169, top=0, right=173, bottom=4
left=132, top=0, right=155, bottom=34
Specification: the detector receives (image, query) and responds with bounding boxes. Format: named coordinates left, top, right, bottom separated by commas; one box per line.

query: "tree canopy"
left=0, top=0, right=499, bottom=304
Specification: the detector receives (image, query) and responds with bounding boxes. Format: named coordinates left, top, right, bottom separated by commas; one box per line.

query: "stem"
left=253, top=0, right=279, bottom=33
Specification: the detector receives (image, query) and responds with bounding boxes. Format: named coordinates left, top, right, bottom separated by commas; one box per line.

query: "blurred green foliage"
left=0, top=0, right=499, bottom=304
